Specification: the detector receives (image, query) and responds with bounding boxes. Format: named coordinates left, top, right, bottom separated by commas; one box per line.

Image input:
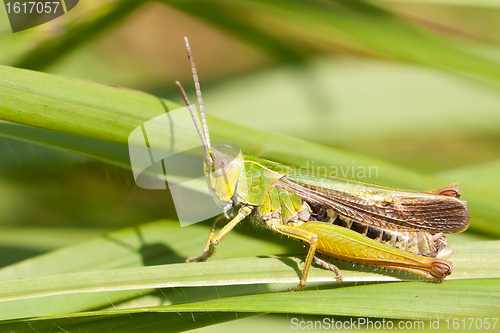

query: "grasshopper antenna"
left=184, top=37, right=212, bottom=151
left=175, top=81, right=212, bottom=164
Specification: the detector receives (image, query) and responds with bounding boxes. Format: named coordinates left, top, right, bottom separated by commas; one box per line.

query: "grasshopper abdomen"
left=329, top=215, right=453, bottom=259
left=300, top=221, right=453, bottom=281
left=252, top=185, right=455, bottom=281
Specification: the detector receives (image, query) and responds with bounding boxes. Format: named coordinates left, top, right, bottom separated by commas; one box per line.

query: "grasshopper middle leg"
left=313, top=254, right=343, bottom=281
left=267, top=220, right=319, bottom=291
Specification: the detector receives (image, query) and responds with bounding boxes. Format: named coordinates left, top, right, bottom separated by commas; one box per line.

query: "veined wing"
left=277, top=171, right=470, bottom=233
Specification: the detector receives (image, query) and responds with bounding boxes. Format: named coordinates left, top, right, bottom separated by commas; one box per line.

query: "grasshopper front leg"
left=186, top=215, right=226, bottom=262
left=187, top=206, right=253, bottom=262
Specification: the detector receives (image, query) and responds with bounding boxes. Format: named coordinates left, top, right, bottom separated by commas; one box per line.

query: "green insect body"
left=176, top=37, right=470, bottom=291
left=300, top=222, right=451, bottom=281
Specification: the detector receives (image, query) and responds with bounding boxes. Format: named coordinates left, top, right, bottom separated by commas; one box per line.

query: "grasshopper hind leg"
left=267, top=220, right=319, bottom=291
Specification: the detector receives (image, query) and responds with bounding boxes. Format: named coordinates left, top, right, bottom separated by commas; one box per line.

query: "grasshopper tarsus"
left=186, top=250, right=211, bottom=263
left=290, top=284, right=305, bottom=292
left=186, top=242, right=217, bottom=262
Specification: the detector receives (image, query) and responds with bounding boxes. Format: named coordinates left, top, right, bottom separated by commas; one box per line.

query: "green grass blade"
left=164, top=0, right=310, bottom=64
left=0, top=226, right=109, bottom=265
left=12, top=0, right=149, bottom=71
left=0, top=121, right=131, bottom=168
left=0, top=220, right=301, bottom=281
left=0, top=219, right=302, bottom=320
left=0, top=64, right=498, bottom=236
left=0, top=278, right=498, bottom=332
left=379, top=0, right=500, bottom=6
left=0, top=312, right=258, bottom=333
left=168, top=0, right=500, bottom=88
left=2, top=244, right=499, bottom=302
left=0, top=240, right=498, bottom=320
left=161, top=278, right=500, bottom=319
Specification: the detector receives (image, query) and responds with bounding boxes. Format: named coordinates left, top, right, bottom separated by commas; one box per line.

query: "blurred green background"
left=0, top=0, right=499, bottom=331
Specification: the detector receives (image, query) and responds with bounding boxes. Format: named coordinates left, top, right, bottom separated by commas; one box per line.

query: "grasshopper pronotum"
left=176, top=37, right=470, bottom=291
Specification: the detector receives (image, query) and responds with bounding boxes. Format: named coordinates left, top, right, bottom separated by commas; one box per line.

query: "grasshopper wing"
left=277, top=172, right=470, bottom=233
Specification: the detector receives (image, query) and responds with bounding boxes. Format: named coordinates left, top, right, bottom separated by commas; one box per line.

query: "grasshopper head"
left=176, top=38, right=244, bottom=210
left=204, top=144, right=244, bottom=208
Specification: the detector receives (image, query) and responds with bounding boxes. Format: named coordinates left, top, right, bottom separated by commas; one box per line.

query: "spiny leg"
left=186, top=215, right=226, bottom=262
left=186, top=206, right=253, bottom=262
left=313, top=255, right=343, bottom=281
left=268, top=220, right=318, bottom=291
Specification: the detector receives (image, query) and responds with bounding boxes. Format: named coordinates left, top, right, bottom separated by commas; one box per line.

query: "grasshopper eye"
left=213, top=153, right=231, bottom=177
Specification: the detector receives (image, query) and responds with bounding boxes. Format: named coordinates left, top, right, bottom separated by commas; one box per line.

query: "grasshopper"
left=176, top=37, right=470, bottom=291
